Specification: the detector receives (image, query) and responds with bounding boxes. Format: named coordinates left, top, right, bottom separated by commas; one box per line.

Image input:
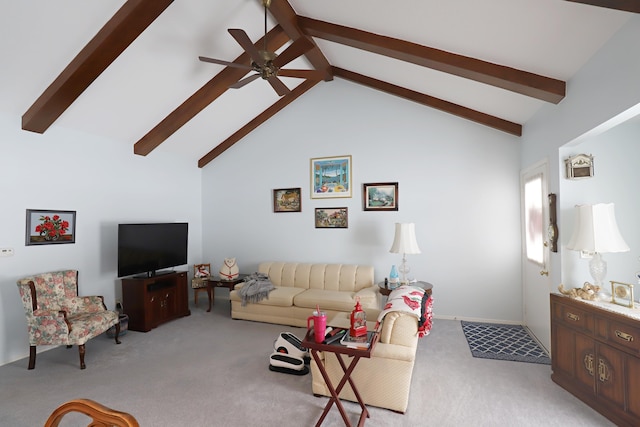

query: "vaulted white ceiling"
left=1, top=0, right=634, bottom=166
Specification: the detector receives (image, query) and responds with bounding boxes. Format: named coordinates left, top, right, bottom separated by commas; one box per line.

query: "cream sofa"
left=310, top=309, right=420, bottom=413
left=229, top=262, right=379, bottom=327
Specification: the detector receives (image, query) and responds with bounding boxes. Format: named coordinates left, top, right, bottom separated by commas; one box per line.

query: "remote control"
left=324, top=329, right=346, bottom=345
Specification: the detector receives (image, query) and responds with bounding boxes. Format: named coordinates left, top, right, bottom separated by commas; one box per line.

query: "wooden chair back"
left=44, top=398, right=139, bottom=427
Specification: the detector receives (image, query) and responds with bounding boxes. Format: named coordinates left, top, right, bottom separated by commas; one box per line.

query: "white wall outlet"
left=580, top=250, right=594, bottom=259
left=0, top=248, right=15, bottom=257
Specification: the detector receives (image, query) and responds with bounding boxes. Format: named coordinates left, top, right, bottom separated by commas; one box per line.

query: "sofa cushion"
left=230, top=286, right=304, bottom=307
left=258, top=262, right=374, bottom=292
left=293, top=289, right=359, bottom=312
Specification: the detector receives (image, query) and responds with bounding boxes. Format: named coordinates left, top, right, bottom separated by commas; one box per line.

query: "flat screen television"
left=117, top=223, right=188, bottom=278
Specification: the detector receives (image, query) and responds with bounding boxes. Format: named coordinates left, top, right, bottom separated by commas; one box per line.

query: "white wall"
left=202, top=78, right=523, bottom=322
left=560, top=121, right=640, bottom=289
left=0, top=113, right=203, bottom=366
left=520, top=16, right=640, bottom=316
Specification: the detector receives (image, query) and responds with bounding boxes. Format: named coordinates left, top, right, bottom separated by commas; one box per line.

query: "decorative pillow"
left=418, top=295, right=433, bottom=337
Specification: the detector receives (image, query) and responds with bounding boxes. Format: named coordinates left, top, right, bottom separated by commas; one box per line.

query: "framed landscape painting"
left=25, top=209, right=76, bottom=245
left=273, top=188, right=301, bottom=212
left=363, top=182, right=398, bottom=211
left=310, top=155, right=352, bottom=199
left=315, top=207, right=348, bottom=228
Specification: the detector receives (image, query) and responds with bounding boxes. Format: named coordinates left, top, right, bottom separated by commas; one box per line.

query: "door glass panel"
left=524, top=174, right=544, bottom=265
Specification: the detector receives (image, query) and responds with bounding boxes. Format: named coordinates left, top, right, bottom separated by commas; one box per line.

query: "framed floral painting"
left=310, top=155, right=352, bottom=199
left=25, top=209, right=76, bottom=245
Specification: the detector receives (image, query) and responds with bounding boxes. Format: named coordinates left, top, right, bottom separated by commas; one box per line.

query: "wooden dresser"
left=550, top=293, right=640, bottom=426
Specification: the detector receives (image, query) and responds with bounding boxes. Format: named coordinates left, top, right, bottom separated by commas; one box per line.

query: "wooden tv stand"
left=121, top=271, right=190, bottom=332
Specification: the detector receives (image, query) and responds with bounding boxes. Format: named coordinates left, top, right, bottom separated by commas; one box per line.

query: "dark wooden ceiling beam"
left=265, top=0, right=333, bottom=81
left=198, top=78, right=320, bottom=167
left=564, top=0, right=640, bottom=13
left=298, top=17, right=566, bottom=104
left=134, top=26, right=289, bottom=156
left=22, top=0, right=174, bottom=134
left=333, top=67, right=522, bottom=137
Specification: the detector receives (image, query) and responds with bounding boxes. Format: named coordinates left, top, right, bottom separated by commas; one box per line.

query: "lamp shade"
left=566, top=203, right=629, bottom=253
left=389, top=223, right=421, bottom=255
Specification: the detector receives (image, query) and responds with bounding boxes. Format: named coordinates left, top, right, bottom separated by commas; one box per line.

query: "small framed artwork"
left=310, top=155, right=352, bottom=199
left=565, top=153, right=594, bottom=179
left=273, top=188, right=301, bottom=212
left=26, top=209, right=76, bottom=245
left=611, top=281, right=634, bottom=308
left=363, top=182, right=398, bottom=211
left=315, top=207, right=348, bottom=229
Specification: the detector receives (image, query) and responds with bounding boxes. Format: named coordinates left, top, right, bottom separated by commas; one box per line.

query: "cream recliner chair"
left=310, top=308, right=421, bottom=413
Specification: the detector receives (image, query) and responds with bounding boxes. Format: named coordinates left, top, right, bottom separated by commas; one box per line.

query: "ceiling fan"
left=198, top=0, right=323, bottom=96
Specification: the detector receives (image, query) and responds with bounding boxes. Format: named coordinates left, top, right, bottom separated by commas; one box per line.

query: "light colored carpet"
left=0, top=291, right=614, bottom=426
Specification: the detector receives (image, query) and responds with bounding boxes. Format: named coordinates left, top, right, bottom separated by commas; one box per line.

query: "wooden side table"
left=206, top=274, right=248, bottom=312
left=302, top=328, right=379, bottom=427
left=378, top=281, right=433, bottom=297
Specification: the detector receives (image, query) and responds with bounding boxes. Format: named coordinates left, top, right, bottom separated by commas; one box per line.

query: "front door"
left=521, top=160, right=551, bottom=351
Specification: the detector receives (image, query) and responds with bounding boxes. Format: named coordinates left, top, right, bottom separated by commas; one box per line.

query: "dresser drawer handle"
left=566, top=312, right=580, bottom=322
left=615, top=330, right=634, bottom=342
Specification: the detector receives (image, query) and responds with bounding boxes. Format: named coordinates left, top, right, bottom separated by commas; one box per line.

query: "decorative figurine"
left=350, top=297, right=367, bottom=337
left=219, top=257, right=239, bottom=280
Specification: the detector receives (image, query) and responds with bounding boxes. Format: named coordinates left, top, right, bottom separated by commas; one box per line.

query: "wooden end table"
left=378, top=280, right=433, bottom=297
left=302, top=328, right=379, bottom=427
left=206, top=274, right=248, bottom=312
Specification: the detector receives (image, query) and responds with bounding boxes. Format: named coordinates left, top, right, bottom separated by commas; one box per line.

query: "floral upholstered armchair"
left=16, top=270, right=121, bottom=369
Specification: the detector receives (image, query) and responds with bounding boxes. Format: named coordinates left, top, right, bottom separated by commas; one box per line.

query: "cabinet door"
left=175, top=272, right=189, bottom=316
left=575, top=333, right=596, bottom=392
left=627, top=355, right=640, bottom=419
left=596, top=344, right=625, bottom=411
left=149, top=289, right=164, bottom=327
left=552, top=323, right=576, bottom=378
left=163, top=287, right=177, bottom=319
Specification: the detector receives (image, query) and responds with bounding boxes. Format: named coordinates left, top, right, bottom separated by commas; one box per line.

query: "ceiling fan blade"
left=198, top=56, right=251, bottom=70
left=272, top=37, right=314, bottom=68
left=267, top=76, right=291, bottom=96
left=230, top=73, right=261, bottom=89
left=277, top=69, right=325, bottom=80
left=228, top=28, right=265, bottom=67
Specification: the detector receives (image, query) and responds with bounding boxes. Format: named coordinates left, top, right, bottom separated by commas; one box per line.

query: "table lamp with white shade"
left=566, top=203, right=630, bottom=288
left=389, top=223, right=421, bottom=284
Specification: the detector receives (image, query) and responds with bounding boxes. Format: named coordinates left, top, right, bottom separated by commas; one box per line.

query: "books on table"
left=340, top=331, right=375, bottom=349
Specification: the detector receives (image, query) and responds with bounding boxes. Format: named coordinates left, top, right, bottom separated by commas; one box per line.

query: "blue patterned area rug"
left=461, top=321, right=551, bottom=365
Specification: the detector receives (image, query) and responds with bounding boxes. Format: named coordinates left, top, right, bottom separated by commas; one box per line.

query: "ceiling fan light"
left=259, top=50, right=277, bottom=62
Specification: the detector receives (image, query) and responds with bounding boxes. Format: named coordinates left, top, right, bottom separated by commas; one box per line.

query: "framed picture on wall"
left=363, top=182, right=398, bottom=211
left=25, top=209, right=76, bottom=245
left=315, top=207, right=348, bottom=228
left=273, top=188, right=302, bottom=212
left=310, top=155, right=352, bottom=199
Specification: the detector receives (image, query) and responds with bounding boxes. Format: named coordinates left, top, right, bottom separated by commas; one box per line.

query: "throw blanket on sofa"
left=238, top=272, right=275, bottom=306
left=376, top=285, right=433, bottom=337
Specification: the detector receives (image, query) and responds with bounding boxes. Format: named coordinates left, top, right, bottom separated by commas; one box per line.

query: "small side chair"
left=192, top=263, right=211, bottom=306
left=16, top=270, right=121, bottom=369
